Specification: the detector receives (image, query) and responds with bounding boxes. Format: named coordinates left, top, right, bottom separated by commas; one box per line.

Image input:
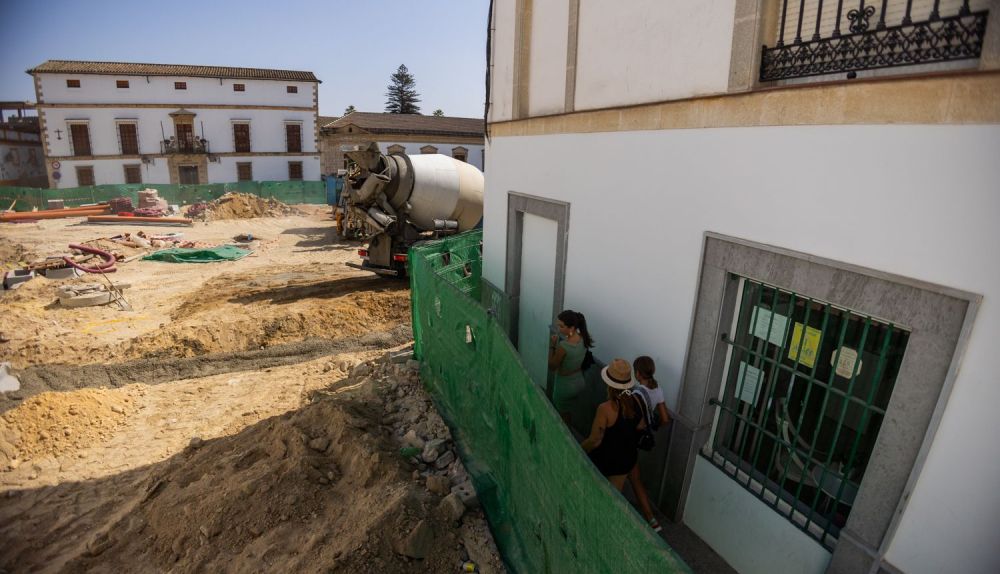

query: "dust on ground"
left=0, top=206, right=506, bottom=573
left=0, top=235, right=38, bottom=268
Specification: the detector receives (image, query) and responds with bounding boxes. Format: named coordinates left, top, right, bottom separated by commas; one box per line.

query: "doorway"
left=178, top=165, right=199, bottom=184
left=504, top=193, right=570, bottom=390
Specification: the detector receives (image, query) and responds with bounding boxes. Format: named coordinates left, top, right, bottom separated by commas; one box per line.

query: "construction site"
left=0, top=193, right=506, bottom=573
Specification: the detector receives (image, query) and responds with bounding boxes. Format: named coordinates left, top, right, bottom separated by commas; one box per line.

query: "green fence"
left=409, top=231, right=690, bottom=574
left=0, top=180, right=326, bottom=212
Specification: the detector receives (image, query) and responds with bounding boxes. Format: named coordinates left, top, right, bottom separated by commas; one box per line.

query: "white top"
left=644, top=385, right=665, bottom=407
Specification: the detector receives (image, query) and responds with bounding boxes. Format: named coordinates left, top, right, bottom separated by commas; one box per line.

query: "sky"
left=0, top=0, right=489, bottom=118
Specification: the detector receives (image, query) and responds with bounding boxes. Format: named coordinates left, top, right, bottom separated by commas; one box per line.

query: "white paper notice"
left=737, top=362, right=763, bottom=405
left=750, top=307, right=789, bottom=346
left=832, top=347, right=862, bottom=378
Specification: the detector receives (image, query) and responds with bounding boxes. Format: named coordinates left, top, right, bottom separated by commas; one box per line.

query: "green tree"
left=432, top=109, right=444, bottom=117
left=344, top=104, right=356, bottom=115
left=384, top=64, right=421, bottom=114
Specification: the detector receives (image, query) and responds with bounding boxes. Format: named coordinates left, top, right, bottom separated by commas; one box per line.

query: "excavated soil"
left=0, top=236, right=38, bottom=268
left=0, top=210, right=506, bottom=573
left=191, top=192, right=303, bottom=220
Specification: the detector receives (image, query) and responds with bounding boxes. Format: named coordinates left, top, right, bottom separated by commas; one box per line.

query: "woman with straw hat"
left=581, top=358, right=647, bottom=491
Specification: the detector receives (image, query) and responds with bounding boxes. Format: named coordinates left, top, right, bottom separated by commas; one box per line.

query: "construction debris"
left=186, top=192, right=301, bottom=221
left=56, top=282, right=132, bottom=308
left=85, top=215, right=194, bottom=226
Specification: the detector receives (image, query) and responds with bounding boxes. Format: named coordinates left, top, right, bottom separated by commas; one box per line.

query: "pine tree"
left=432, top=109, right=444, bottom=117
left=344, top=105, right=356, bottom=115
left=384, top=65, right=421, bottom=114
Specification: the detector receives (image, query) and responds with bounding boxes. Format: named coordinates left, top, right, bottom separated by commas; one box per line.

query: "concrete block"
left=3, top=270, right=34, bottom=290
left=42, top=267, right=82, bottom=280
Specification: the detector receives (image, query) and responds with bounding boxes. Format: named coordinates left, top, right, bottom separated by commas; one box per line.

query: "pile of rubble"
left=186, top=193, right=301, bottom=220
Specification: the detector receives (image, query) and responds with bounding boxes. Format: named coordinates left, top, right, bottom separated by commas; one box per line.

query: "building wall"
left=482, top=124, right=1000, bottom=574
left=574, top=0, right=736, bottom=110
left=37, top=74, right=314, bottom=108
left=527, top=0, right=570, bottom=116
left=319, top=132, right=485, bottom=175
left=0, top=129, right=45, bottom=186
left=489, top=0, right=517, bottom=122
left=52, top=155, right=320, bottom=187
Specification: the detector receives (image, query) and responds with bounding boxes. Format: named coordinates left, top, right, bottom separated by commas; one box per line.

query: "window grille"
left=118, top=123, right=139, bottom=155
left=286, top=85, right=298, bottom=93
left=66, top=79, right=80, bottom=88
left=69, top=123, right=91, bottom=156
left=174, top=82, right=187, bottom=90
left=75, top=166, right=95, bottom=186
left=288, top=161, right=303, bottom=180
left=761, top=0, right=990, bottom=81
left=233, top=84, right=245, bottom=92
left=123, top=165, right=142, bottom=184
left=233, top=123, right=251, bottom=153
left=116, top=80, right=129, bottom=89
left=707, top=277, right=909, bottom=550
left=285, top=123, right=302, bottom=153
left=236, top=162, right=253, bottom=182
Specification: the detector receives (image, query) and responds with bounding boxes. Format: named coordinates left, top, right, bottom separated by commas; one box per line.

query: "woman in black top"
left=582, top=358, right=646, bottom=491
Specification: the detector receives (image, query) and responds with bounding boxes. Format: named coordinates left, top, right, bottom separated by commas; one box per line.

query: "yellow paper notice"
left=788, top=323, right=821, bottom=368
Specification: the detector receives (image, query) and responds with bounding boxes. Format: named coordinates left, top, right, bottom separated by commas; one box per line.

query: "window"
left=117, top=122, right=139, bottom=155
left=66, top=79, right=80, bottom=88
left=420, top=145, right=438, bottom=154
left=178, top=165, right=199, bottom=184
left=233, top=84, right=245, bottom=92
left=69, top=123, right=91, bottom=156
left=288, top=161, right=303, bottom=180
left=285, top=123, right=302, bottom=153
left=452, top=146, right=468, bottom=162
left=233, top=122, right=251, bottom=153
left=707, top=278, right=909, bottom=550
left=75, top=166, right=95, bottom=186
left=286, top=85, right=298, bottom=93
left=174, top=82, right=187, bottom=90
left=123, top=164, right=142, bottom=184
left=116, top=80, right=129, bottom=89
left=176, top=124, right=194, bottom=153
left=237, top=162, right=253, bottom=182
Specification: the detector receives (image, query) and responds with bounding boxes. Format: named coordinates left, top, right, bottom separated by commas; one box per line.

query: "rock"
left=461, top=519, right=501, bottom=574
left=402, top=430, right=424, bottom=450
left=405, top=359, right=421, bottom=372
left=110, top=405, right=125, bottom=414
left=323, top=364, right=332, bottom=373
left=438, top=492, right=466, bottom=522
left=352, top=363, right=371, bottom=378
left=426, top=474, right=450, bottom=496
left=188, top=437, right=204, bottom=449
left=451, top=480, right=480, bottom=508
left=422, top=438, right=445, bottom=458
left=199, top=522, right=221, bottom=538
left=434, top=450, right=456, bottom=470
left=308, top=437, right=330, bottom=452
left=393, top=519, right=434, bottom=559
left=421, top=449, right=439, bottom=464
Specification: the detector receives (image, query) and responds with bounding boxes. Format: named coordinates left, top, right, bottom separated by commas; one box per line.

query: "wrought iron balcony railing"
left=160, top=137, right=210, bottom=154
left=760, top=0, right=989, bottom=82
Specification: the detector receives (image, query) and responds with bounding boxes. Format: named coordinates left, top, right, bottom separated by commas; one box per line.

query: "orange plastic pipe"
left=1, top=208, right=109, bottom=221
left=86, top=215, right=193, bottom=225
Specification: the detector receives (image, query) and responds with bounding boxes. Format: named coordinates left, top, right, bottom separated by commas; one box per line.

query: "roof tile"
left=27, top=60, right=319, bottom=82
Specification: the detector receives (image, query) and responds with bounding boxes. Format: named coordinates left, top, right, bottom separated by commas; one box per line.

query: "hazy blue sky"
left=0, top=0, right=489, bottom=118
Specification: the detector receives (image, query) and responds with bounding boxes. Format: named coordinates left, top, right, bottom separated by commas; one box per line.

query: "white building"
left=319, top=112, right=485, bottom=175
left=484, top=2, right=999, bottom=574
left=27, top=60, right=321, bottom=188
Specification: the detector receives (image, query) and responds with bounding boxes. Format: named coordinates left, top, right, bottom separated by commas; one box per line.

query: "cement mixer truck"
left=339, top=143, right=484, bottom=276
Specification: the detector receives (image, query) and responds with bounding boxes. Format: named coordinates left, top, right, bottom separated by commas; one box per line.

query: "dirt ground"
left=0, top=205, right=504, bottom=573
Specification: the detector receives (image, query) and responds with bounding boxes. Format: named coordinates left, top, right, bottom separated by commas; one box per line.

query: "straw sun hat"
left=601, top=358, right=636, bottom=390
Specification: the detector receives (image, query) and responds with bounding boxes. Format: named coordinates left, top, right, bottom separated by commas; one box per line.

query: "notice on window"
left=750, top=307, right=789, bottom=346
left=832, top=346, right=862, bottom=378
left=736, top=362, right=763, bottom=405
left=788, top=322, right=822, bottom=368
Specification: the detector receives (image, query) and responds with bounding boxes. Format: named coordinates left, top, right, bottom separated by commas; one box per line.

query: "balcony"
left=760, top=1, right=990, bottom=82
left=161, top=137, right=210, bottom=154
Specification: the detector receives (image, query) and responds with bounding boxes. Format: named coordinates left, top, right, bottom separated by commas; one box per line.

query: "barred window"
left=237, top=162, right=253, bottom=182
left=75, top=166, right=95, bottom=186
left=174, top=82, right=187, bottom=90
left=66, top=79, right=80, bottom=88
left=286, top=85, right=298, bottom=93
left=233, top=84, right=245, bottom=92
left=123, top=165, right=142, bottom=184
left=288, top=161, right=303, bottom=180
left=116, top=80, right=129, bottom=89
left=708, top=277, right=909, bottom=549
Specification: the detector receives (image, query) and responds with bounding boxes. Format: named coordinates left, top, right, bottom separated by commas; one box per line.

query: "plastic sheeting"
left=142, top=245, right=251, bottom=263
left=409, top=231, right=690, bottom=574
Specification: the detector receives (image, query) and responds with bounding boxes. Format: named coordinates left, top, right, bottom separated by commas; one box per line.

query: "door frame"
left=504, top=191, right=570, bottom=347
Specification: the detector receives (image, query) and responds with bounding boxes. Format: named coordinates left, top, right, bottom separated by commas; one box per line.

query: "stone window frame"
left=236, top=162, right=253, bottom=182
left=452, top=146, right=468, bottom=162
left=66, top=120, right=92, bottom=157
left=115, top=79, right=129, bottom=89
left=420, top=145, right=438, bottom=154
left=386, top=144, right=406, bottom=155
left=66, top=79, right=81, bottom=88
left=75, top=165, right=95, bottom=186
left=115, top=119, right=140, bottom=156
left=123, top=164, right=142, bottom=184
left=663, top=232, right=981, bottom=574
left=231, top=120, right=252, bottom=153
left=284, top=121, right=303, bottom=153
left=286, top=85, right=298, bottom=94
left=288, top=161, right=303, bottom=181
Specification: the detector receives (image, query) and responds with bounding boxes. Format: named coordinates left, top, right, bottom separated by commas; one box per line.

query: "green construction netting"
left=142, top=245, right=251, bottom=263
left=409, top=231, right=690, bottom=574
left=0, top=181, right=325, bottom=212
